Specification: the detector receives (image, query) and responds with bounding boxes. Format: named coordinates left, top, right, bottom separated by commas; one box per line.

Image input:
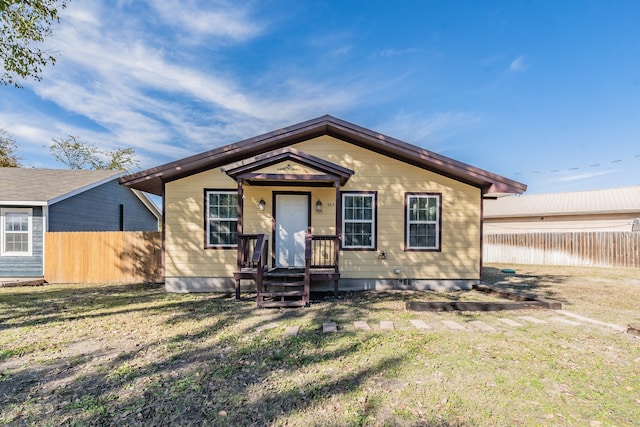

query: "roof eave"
left=119, top=115, right=526, bottom=196
left=485, top=209, right=640, bottom=219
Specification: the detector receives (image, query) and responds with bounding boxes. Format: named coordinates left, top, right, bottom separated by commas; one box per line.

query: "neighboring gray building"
left=0, top=168, right=161, bottom=278
left=484, top=186, right=640, bottom=234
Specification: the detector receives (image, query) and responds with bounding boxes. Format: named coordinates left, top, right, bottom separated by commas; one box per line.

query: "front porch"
left=222, top=147, right=353, bottom=308
left=234, top=233, right=340, bottom=307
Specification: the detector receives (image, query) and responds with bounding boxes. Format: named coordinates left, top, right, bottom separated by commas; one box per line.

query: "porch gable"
left=223, top=147, right=354, bottom=186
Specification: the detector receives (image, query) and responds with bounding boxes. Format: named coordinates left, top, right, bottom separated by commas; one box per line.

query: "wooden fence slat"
left=45, top=231, right=162, bottom=284
left=484, top=232, right=640, bottom=268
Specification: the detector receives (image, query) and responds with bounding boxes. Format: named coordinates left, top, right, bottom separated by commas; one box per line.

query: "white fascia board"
left=0, top=201, right=48, bottom=206
left=131, top=189, right=162, bottom=220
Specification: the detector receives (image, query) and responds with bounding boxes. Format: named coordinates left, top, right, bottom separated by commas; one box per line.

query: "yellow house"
left=121, top=116, right=526, bottom=307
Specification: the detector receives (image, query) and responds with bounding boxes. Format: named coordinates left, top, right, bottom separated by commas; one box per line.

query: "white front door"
left=275, top=194, right=309, bottom=267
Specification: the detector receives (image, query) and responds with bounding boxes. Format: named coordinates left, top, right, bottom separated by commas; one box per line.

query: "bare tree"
left=0, top=128, right=21, bottom=167
left=50, top=135, right=140, bottom=172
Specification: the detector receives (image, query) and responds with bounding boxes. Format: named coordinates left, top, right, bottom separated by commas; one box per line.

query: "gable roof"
left=223, top=147, right=355, bottom=186
left=0, top=168, right=124, bottom=205
left=0, top=168, right=161, bottom=220
left=484, top=186, right=640, bottom=218
left=120, top=115, right=526, bottom=197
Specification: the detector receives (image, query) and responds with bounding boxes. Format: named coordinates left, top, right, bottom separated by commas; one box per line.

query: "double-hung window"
left=206, top=191, right=238, bottom=247
left=1, top=208, right=32, bottom=256
left=342, top=192, right=376, bottom=249
left=406, top=193, right=441, bottom=251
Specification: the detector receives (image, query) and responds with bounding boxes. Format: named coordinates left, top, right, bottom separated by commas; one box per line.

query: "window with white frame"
left=406, top=193, right=441, bottom=250
left=206, top=191, right=238, bottom=247
left=1, top=208, right=33, bottom=256
left=342, top=192, right=376, bottom=249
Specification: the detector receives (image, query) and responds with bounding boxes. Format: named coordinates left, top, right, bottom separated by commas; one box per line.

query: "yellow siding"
left=164, top=170, right=236, bottom=278
left=293, top=136, right=481, bottom=279
left=164, top=135, right=481, bottom=280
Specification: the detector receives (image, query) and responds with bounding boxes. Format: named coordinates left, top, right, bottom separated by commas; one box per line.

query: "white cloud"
left=554, top=169, right=616, bottom=182
left=149, top=0, right=264, bottom=41
left=377, top=111, right=482, bottom=147
left=47, top=2, right=360, bottom=121
left=31, top=4, right=263, bottom=151
left=373, top=48, right=418, bottom=58
left=510, top=55, right=527, bottom=72
left=7, top=0, right=370, bottom=169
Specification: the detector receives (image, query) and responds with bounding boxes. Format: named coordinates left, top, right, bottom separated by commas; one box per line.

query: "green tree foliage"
left=0, top=128, right=21, bottom=167
left=50, top=135, right=140, bottom=172
left=0, top=0, right=67, bottom=86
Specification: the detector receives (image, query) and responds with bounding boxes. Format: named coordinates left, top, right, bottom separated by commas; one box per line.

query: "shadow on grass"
left=1, top=302, right=405, bottom=425
left=0, top=282, right=470, bottom=426
left=0, top=283, right=170, bottom=331
left=482, top=266, right=569, bottom=305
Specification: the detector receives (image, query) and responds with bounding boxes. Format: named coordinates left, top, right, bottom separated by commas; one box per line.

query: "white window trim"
left=342, top=193, right=376, bottom=249
left=1, top=207, right=33, bottom=257
left=406, top=194, right=440, bottom=250
left=205, top=190, right=238, bottom=248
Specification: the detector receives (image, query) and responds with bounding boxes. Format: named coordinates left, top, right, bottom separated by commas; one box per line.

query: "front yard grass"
left=1, top=265, right=639, bottom=426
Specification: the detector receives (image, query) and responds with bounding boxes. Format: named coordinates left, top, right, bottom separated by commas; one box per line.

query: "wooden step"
left=265, top=275, right=305, bottom=282
left=262, top=281, right=305, bottom=288
left=259, top=300, right=307, bottom=308
left=257, top=267, right=309, bottom=308
left=260, top=290, right=306, bottom=297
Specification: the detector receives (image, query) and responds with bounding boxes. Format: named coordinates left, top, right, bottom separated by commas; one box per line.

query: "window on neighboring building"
left=206, top=191, right=238, bottom=247
left=342, top=192, right=376, bottom=249
left=1, top=208, right=32, bottom=256
left=405, top=193, right=441, bottom=251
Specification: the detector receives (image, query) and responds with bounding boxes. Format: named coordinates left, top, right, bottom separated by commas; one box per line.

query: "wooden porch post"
left=335, top=179, right=342, bottom=238
left=235, top=178, right=244, bottom=300
left=334, top=179, right=341, bottom=298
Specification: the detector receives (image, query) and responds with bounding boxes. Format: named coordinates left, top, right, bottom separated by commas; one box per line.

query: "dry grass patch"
left=483, top=263, right=640, bottom=326
left=1, top=269, right=639, bottom=426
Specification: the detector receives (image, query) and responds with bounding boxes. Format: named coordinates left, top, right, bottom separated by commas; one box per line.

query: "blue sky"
left=1, top=0, right=639, bottom=195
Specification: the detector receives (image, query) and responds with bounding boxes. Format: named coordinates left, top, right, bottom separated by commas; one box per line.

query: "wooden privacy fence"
left=45, top=231, right=162, bottom=283
left=484, top=232, right=640, bottom=268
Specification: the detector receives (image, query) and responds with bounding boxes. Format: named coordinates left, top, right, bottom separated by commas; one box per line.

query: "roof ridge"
left=120, top=115, right=526, bottom=196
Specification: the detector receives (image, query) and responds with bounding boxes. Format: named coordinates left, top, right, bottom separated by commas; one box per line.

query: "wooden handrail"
left=235, top=234, right=260, bottom=300
left=311, top=234, right=338, bottom=240
left=251, top=234, right=268, bottom=264
left=237, top=234, right=259, bottom=270
left=304, top=232, right=312, bottom=306
left=245, top=232, right=340, bottom=306
left=310, top=234, right=340, bottom=270
left=252, top=234, right=269, bottom=306
left=305, top=232, right=312, bottom=261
